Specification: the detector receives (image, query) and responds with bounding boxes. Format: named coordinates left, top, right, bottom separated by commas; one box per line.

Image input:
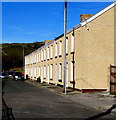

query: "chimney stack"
left=80, top=14, right=93, bottom=22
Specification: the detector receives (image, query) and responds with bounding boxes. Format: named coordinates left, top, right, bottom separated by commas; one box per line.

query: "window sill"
left=71, top=51, right=75, bottom=54
left=58, top=79, right=62, bottom=82
left=59, top=55, right=62, bottom=57
left=70, top=81, right=75, bottom=84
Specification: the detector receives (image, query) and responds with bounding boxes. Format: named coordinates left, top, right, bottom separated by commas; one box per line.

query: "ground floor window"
left=43, top=65, right=46, bottom=79
left=70, top=61, right=73, bottom=81
left=59, top=63, right=62, bottom=82
left=50, top=64, right=53, bottom=80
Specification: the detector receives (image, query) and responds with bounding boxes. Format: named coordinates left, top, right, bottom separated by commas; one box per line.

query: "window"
left=43, top=65, right=46, bottom=78
left=47, top=65, right=50, bottom=82
left=59, top=63, right=62, bottom=81
left=39, top=52, right=41, bottom=62
left=37, top=53, right=38, bottom=62
left=34, top=67, right=36, bottom=77
left=32, top=67, right=34, bottom=77
left=50, top=64, right=53, bottom=80
left=70, top=61, right=73, bottom=81
left=55, top=64, right=58, bottom=85
left=42, top=51, right=43, bottom=61
left=32, top=55, right=34, bottom=63
left=71, top=34, right=74, bottom=53
left=50, top=45, right=53, bottom=59
left=59, top=41, right=62, bottom=56
left=66, top=62, right=68, bottom=87
left=55, top=42, right=58, bottom=57
left=47, top=47, right=49, bottom=59
left=44, top=49, right=46, bottom=60
left=66, top=37, right=68, bottom=54
left=38, top=67, right=40, bottom=77
left=35, top=54, right=36, bottom=63
left=31, top=68, right=32, bottom=76
left=42, top=50, right=44, bottom=61
left=41, top=66, right=43, bottom=82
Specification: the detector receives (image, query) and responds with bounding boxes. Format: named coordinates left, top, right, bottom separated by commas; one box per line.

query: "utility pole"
left=63, top=0, right=67, bottom=93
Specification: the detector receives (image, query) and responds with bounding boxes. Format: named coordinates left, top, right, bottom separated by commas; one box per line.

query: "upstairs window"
left=50, top=45, right=53, bottom=59
left=35, top=54, right=36, bottom=63
left=41, top=50, right=44, bottom=61
left=59, top=41, right=62, bottom=56
left=66, top=37, right=68, bottom=54
left=44, top=49, right=46, bottom=60
left=71, top=33, right=74, bottom=53
left=55, top=42, right=58, bottom=57
left=39, top=52, right=41, bottom=62
left=47, top=47, right=50, bottom=59
left=37, top=53, right=38, bottom=62
left=32, top=55, right=34, bottom=63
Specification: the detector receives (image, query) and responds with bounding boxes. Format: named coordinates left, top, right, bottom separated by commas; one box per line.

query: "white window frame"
left=43, top=65, right=46, bottom=78
left=38, top=67, right=40, bottom=77
left=44, top=49, right=46, bottom=60
left=37, top=53, right=38, bottom=62
left=47, top=65, right=50, bottom=83
left=55, top=42, right=58, bottom=57
left=41, top=50, right=44, bottom=61
left=70, top=61, right=73, bottom=81
left=55, top=64, right=58, bottom=85
left=50, top=64, right=53, bottom=79
left=59, top=41, right=62, bottom=56
left=35, top=54, right=36, bottom=63
left=47, top=47, right=49, bottom=59
left=59, top=63, right=62, bottom=80
left=66, top=62, right=68, bottom=87
left=66, top=37, right=68, bottom=54
left=41, top=66, right=43, bottom=82
left=50, top=45, right=53, bottom=59
left=39, top=52, right=41, bottom=62
left=71, top=33, right=74, bottom=53
left=34, top=67, right=36, bottom=77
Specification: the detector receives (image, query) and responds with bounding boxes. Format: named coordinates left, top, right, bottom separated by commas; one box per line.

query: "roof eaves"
left=80, top=2, right=115, bottom=27
left=25, top=40, right=55, bottom=57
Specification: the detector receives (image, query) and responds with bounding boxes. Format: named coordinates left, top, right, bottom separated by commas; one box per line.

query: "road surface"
left=3, top=79, right=115, bottom=119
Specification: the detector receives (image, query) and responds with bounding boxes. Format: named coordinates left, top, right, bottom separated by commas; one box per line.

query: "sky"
left=2, top=1, right=113, bottom=43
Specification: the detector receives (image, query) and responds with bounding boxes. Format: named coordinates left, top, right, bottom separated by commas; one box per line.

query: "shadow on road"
left=2, top=79, right=15, bottom=120
left=86, top=104, right=116, bottom=120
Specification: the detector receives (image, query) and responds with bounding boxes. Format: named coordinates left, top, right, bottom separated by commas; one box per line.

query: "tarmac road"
left=3, top=79, right=115, bottom=119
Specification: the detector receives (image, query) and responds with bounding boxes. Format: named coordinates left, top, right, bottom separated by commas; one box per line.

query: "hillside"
left=2, top=42, right=45, bottom=71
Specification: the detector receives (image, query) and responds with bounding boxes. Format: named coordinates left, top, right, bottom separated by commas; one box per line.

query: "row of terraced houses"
left=25, top=2, right=116, bottom=93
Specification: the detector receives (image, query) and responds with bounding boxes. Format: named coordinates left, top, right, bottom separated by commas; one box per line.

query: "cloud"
left=10, top=26, right=38, bottom=35
left=11, top=26, right=24, bottom=32
left=24, top=31, right=38, bottom=35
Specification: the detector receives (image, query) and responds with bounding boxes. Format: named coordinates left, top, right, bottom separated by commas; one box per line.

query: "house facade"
left=25, top=2, right=116, bottom=93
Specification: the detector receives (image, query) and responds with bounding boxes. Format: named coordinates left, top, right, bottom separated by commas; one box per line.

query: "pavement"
left=25, top=79, right=116, bottom=113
